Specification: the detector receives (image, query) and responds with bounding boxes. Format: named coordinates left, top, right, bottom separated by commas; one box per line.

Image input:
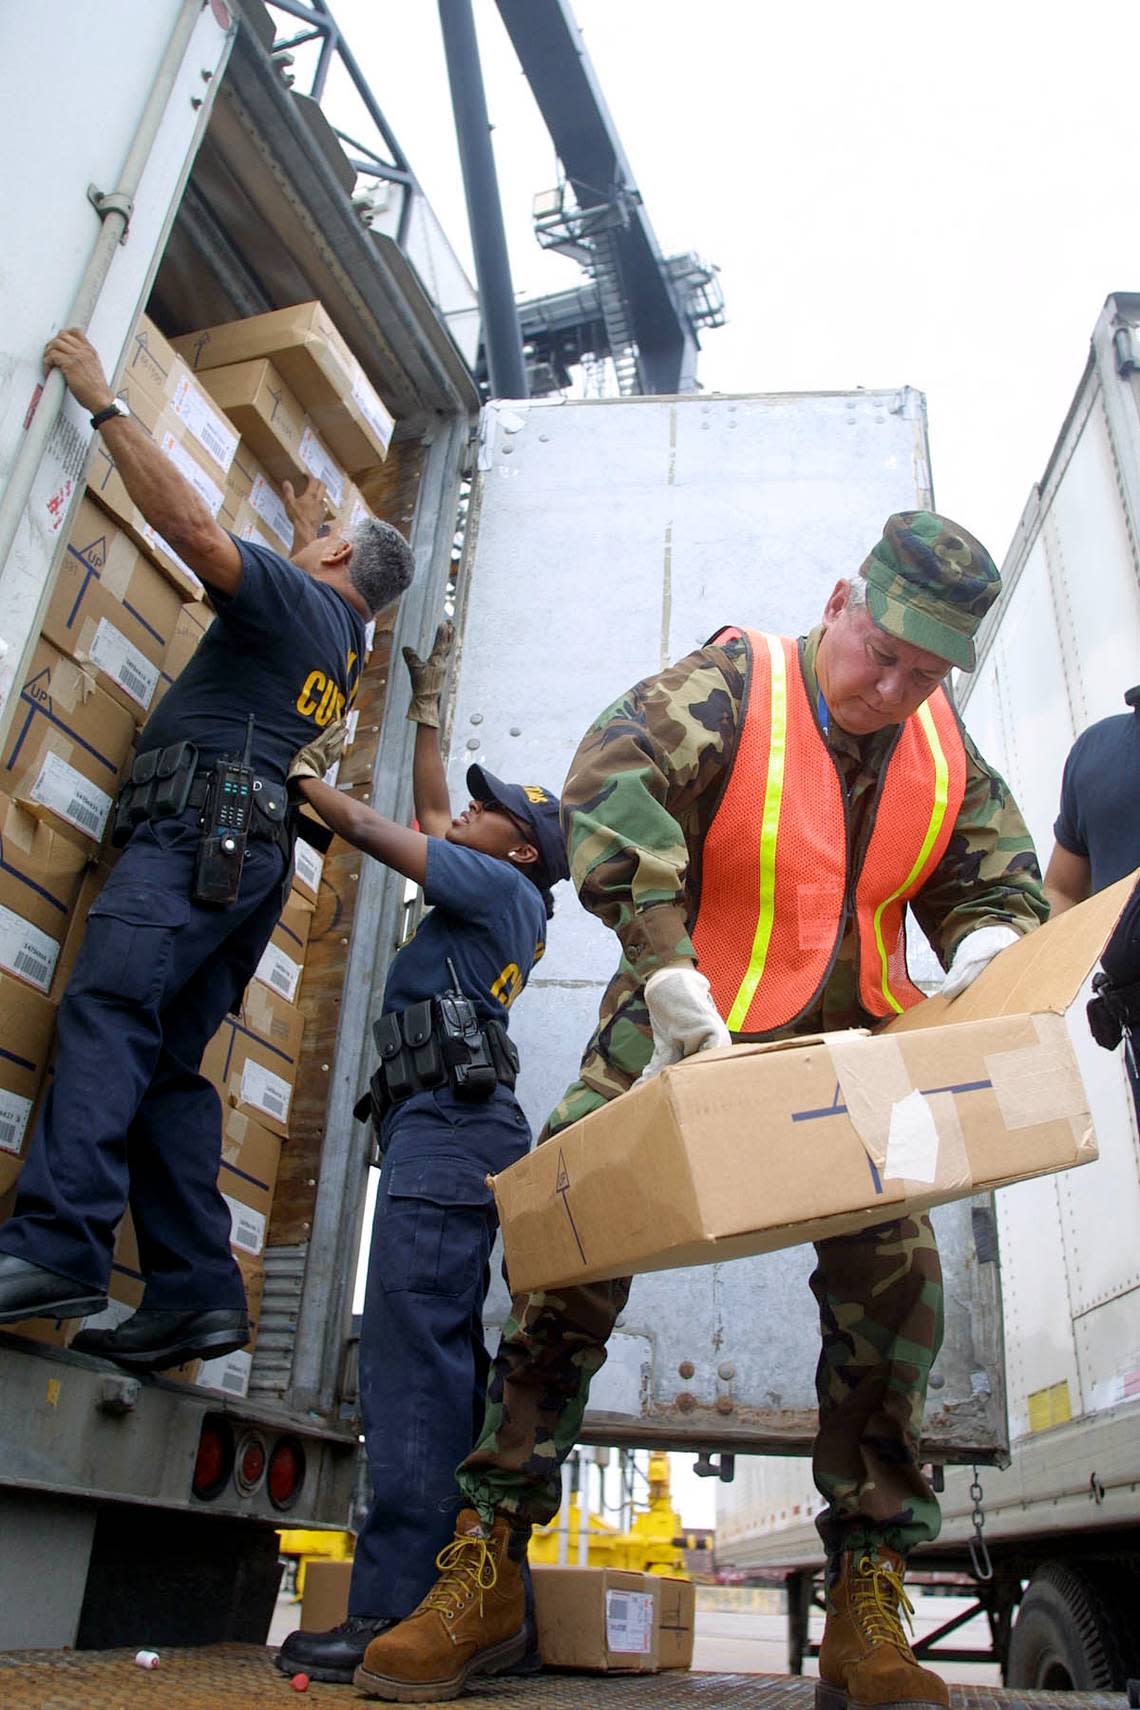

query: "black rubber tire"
left=1006, top=1561, right=1126, bottom=1690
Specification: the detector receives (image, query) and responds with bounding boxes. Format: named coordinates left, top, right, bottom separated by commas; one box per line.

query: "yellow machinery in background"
left=279, top=1451, right=694, bottom=1594
left=529, top=1450, right=690, bottom=1577
left=277, top=1526, right=354, bottom=1602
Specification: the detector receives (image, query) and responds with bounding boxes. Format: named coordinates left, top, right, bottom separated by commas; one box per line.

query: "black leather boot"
left=275, top=1616, right=396, bottom=1684
left=0, top=1256, right=107, bottom=1325
left=71, top=1306, right=249, bottom=1371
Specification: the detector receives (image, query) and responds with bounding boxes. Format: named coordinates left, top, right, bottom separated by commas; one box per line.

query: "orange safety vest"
left=691, top=628, right=967, bottom=1033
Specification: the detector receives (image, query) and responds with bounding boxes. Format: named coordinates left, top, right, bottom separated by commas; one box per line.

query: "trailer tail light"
left=267, top=1436, right=306, bottom=1510
left=235, top=1432, right=267, bottom=1496
left=192, top=1415, right=235, bottom=1500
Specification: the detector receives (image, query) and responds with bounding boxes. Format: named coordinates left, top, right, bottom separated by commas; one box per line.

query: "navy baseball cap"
left=466, top=764, right=569, bottom=885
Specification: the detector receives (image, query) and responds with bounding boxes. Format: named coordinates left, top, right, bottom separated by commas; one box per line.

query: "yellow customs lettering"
left=296, top=669, right=327, bottom=717
left=491, top=963, right=522, bottom=1008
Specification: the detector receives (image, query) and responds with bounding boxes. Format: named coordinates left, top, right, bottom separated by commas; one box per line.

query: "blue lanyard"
left=817, top=689, right=830, bottom=736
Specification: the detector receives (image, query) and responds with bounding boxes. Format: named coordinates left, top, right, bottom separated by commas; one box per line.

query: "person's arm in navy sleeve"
left=296, top=776, right=428, bottom=885
left=44, top=329, right=242, bottom=595
left=1045, top=739, right=1092, bottom=915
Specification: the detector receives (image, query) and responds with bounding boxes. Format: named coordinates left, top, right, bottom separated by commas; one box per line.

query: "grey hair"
left=844, top=575, right=868, bottom=610
left=347, top=517, right=416, bottom=615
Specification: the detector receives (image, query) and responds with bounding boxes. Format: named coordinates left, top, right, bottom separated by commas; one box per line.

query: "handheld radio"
left=193, top=716, right=255, bottom=906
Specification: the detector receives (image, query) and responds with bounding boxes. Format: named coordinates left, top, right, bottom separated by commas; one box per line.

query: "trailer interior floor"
left=0, top=1646, right=1132, bottom=1709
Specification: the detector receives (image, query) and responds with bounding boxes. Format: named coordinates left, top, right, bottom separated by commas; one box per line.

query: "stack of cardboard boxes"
left=0, top=301, right=394, bottom=1392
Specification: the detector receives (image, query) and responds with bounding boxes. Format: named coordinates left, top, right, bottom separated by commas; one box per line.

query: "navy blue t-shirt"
left=140, top=538, right=366, bottom=785
left=1054, top=708, right=1140, bottom=893
left=383, top=840, right=547, bottom=1027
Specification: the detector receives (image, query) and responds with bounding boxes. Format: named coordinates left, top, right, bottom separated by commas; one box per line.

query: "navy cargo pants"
left=0, top=810, right=287, bottom=1308
left=348, top=1084, right=530, bottom=1621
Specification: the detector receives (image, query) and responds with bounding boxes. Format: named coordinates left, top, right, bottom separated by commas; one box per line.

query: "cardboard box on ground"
left=296, top=1559, right=695, bottom=1673
left=532, top=1567, right=695, bottom=1673
left=493, top=877, right=1138, bottom=1296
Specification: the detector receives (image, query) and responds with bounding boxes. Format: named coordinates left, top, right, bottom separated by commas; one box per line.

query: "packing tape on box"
left=984, top=1014, right=1089, bottom=1132
left=827, top=1035, right=971, bottom=1190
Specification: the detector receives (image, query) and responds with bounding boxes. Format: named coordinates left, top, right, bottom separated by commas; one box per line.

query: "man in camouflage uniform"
left=354, top=513, right=1047, bottom=1707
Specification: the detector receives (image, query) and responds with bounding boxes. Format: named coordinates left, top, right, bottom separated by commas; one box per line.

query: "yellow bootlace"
left=424, top=1531, right=499, bottom=1620
left=852, top=1554, right=917, bottom=1656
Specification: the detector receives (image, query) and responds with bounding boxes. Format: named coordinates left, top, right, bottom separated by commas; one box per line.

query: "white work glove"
left=939, top=925, right=1019, bottom=1000
left=636, top=967, right=732, bottom=1084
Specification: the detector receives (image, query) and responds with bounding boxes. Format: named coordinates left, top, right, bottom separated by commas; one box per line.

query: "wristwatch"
left=90, top=399, right=130, bottom=430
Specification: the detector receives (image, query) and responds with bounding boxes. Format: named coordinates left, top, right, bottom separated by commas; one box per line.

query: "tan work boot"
left=354, top=1508, right=528, bottom=1702
left=816, top=1547, right=949, bottom=1710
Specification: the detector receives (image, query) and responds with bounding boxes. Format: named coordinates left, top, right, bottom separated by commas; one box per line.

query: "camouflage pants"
left=457, top=1047, right=944, bottom=1561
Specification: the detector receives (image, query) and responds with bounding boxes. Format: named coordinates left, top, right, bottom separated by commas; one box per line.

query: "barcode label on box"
left=30, top=753, right=112, bottom=841
left=293, top=840, right=324, bottom=896
left=255, top=941, right=302, bottom=1005
left=249, top=475, right=294, bottom=551
left=299, top=427, right=346, bottom=507
left=170, top=376, right=239, bottom=473
left=350, top=363, right=395, bottom=454
left=159, top=432, right=224, bottom=515
left=140, top=524, right=205, bottom=595
left=321, top=759, right=340, bottom=789
left=345, top=710, right=359, bottom=747
left=89, top=618, right=158, bottom=710
left=197, top=1349, right=252, bottom=1397
left=0, top=1089, right=34, bottom=1156
left=605, top=1590, right=654, bottom=1655
left=240, top=520, right=278, bottom=554
left=0, top=902, right=58, bottom=994
left=363, top=619, right=376, bottom=656
left=239, top=1060, right=292, bottom=1126
left=348, top=496, right=369, bottom=531
left=223, top=1192, right=266, bottom=1256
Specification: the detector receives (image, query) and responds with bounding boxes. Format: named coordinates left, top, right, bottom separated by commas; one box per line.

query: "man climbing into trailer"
left=1043, top=684, right=1140, bottom=1121
left=0, top=328, right=414, bottom=1370
left=352, top=512, right=1048, bottom=1707
left=273, top=621, right=568, bottom=1686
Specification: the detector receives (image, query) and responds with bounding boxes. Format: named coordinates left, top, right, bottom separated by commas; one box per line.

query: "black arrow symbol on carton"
left=555, top=1148, right=587, bottom=1266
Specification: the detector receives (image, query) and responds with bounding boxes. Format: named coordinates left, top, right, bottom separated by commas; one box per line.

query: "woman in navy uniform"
left=277, top=624, right=567, bottom=1684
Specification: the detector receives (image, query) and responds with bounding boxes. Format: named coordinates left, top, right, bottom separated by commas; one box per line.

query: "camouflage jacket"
left=562, top=626, right=1047, bottom=1102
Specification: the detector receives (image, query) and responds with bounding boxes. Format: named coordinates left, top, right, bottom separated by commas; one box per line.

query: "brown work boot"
left=816, top=1547, right=949, bottom=1710
left=354, top=1508, right=528, bottom=1702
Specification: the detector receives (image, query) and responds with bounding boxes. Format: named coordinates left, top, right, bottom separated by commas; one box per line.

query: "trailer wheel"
left=1007, top=1562, right=1125, bottom=1689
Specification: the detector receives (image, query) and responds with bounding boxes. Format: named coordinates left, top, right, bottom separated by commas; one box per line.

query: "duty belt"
left=111, top=741, right=295, bottom=855
left=354, top=997, right=520, bottom=1133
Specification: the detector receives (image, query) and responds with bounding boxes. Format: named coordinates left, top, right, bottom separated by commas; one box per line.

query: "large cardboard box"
left=0, top=974, right=56, bottom=1163
left=202, top=358, right=309, bottom=486
left=494, top=881, right=1135, bottom=1296
left=300, top=1560, right=354, bottom=1633
left=532, top=1567, right=660, bottom=1672
left=222, top=441, right=295, bottom=555
left=65, top=496, right=185, bottom=659
left=201, top=983, right=305, bottom=1137
left=43, top=537, right=170, bottom=721
left=174, top=303, right=395, bottom=471
left=0, top=793, right=89, bottom=994
left=1, top=641, right=135, bottom=849
left=218, top=1108, right=282, bottom=1259
left=117, top=318, right=239, bottom=479
left=657, top=1577, right=696, bottom=1670
left=253, top=890, right=314, bottom=1005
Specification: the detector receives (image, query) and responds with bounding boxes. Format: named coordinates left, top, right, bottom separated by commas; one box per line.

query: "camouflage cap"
left=859, top=510, right=1000, bottom=671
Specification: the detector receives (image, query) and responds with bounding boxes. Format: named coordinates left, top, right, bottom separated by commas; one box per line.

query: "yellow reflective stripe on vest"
left=727, top=633, right=788, bottom=1031
left=869, top=697, right=950, bottom=1014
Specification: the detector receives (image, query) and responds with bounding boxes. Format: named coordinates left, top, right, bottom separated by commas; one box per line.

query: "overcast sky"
left=326, top=0, right=1134, bottom=1528
left=330, top=0, right=1136, bottom=568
